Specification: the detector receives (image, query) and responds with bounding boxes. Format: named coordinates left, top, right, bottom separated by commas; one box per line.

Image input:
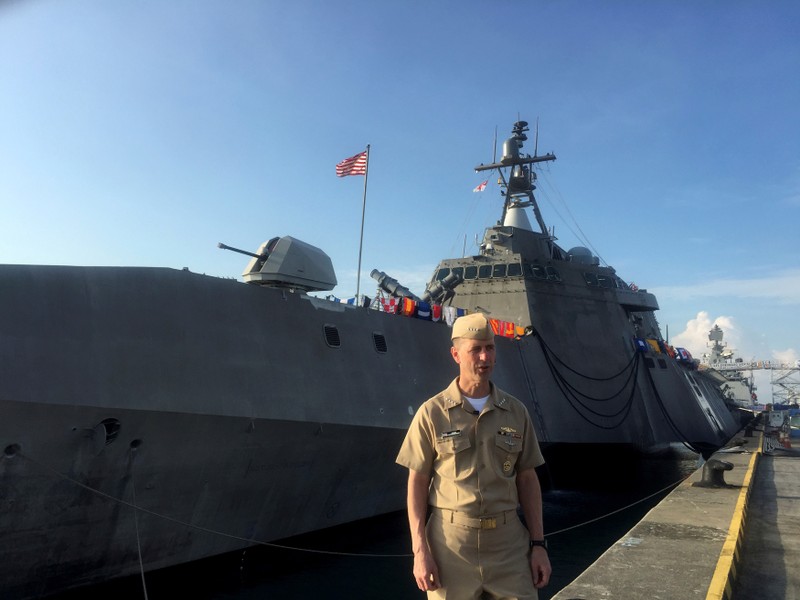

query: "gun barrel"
left=217, top=242, right=265, bottom=260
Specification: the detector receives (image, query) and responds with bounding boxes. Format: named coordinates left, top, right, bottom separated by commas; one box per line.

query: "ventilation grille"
left=323, top=324, right=341, bottom=348
left=372, top=332, right=388, bottom=353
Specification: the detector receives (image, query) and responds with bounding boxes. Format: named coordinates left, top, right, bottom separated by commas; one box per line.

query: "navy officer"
left=396, top=312, right=551, bottom=598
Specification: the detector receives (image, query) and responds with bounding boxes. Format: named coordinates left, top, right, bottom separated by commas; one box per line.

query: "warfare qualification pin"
left=503, top=460, right=512, bottom=473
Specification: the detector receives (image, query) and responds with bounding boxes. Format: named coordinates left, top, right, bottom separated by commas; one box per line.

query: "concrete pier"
left=550, top=420, right=800, bottom=599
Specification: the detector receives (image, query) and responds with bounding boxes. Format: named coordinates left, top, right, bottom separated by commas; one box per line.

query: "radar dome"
left=567, top=246, right=594, bottom=264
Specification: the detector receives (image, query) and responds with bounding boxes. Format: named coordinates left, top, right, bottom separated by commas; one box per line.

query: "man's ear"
left=450, top=344, right=460, bottom=364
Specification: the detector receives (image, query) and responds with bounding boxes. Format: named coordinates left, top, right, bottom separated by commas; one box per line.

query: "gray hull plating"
left=0, top=265, right=446, bottom=597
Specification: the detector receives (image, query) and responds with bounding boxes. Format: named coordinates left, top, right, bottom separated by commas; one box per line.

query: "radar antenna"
left=473, top=120, right=556, bottom=236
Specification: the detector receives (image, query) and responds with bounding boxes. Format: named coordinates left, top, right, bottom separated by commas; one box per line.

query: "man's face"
left=451, top=338, right=496, bottom=382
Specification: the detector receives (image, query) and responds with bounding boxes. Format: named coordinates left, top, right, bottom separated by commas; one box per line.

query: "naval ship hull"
left=0, top=263, right=740, bottom=597
left=0, top=264, right=447, bottom=598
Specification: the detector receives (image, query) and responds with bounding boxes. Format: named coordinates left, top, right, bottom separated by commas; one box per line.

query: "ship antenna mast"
left=473, top=120, right=556, bottom=235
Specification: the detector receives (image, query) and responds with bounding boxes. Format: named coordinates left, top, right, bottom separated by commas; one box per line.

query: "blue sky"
left=1, top=1, right=798, bottom=391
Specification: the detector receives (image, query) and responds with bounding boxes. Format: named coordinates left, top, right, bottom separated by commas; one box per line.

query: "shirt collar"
left=441, top=378, right=510, bottom=412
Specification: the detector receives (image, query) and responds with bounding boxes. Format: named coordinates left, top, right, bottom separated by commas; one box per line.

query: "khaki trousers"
left=426, top=509, right=537, bottom=600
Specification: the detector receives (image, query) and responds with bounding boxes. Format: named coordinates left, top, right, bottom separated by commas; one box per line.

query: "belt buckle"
left=479, top=517, right=496, bottom=530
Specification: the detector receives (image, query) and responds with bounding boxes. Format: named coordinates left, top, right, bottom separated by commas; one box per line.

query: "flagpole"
left=355, top=144, right=370, bottom=304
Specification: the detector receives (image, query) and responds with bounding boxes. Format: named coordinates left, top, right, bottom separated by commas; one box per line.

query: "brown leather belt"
left=431, top=507, right=516, bottom=530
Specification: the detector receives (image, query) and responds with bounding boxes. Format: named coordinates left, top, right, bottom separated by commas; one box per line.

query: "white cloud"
left=670, top=311, right=742, bottom=359
left=773, top=348, right=799, bottom=365
left=671, top=314, right=800, bottom=405
left=656, top=269, right=799, bottom=361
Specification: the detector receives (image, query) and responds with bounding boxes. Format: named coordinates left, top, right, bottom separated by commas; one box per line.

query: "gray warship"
left=701, top=324, right=758, bottom=407
left=0, top=121, right=742, bottom=598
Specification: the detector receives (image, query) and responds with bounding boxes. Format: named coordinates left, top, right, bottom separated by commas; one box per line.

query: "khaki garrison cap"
left=451, top=313, right=494, bottom=341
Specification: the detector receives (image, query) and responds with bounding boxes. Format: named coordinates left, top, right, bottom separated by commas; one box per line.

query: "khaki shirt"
left=396, top=378, right=545, bottom=516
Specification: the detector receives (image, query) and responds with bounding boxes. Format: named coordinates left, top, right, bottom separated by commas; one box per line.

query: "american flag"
left=336, top=150, right=368, bottom=177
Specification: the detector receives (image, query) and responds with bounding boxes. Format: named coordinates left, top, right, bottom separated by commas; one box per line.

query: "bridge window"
left=437, top=266, right=467, bottom=282
left=584, top=272, right=598, bottom=286
left=492, top=264, right=507, bottom=278
left=526, top=264, right=547, bottom=279
left=464, top=266, right=477, bottom=280
left=545, top=267, right=561, bottom=282
left=507, top=263, right=522, bottom=277
left=597, top=275, right=614, bottom=288
left=478, top=265, right=492, bottom=279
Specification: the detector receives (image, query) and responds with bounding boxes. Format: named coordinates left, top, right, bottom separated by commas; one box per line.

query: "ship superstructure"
left=702, top=324, right=758, bottom=406
left=375, top=121, right=741, bottom=450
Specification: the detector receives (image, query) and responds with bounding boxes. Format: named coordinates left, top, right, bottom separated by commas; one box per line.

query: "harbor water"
left=44, top=448, right=700, bottom=600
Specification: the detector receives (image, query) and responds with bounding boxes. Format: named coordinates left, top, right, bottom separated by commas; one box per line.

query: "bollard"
left=694, top=458, right=734, bottom=488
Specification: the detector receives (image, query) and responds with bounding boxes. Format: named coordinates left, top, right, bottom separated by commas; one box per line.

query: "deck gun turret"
left=219, top=236, right=336, bottom=292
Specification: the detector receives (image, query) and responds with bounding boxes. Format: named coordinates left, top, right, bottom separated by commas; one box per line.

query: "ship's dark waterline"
left=44, top=449, right=700, bottom=600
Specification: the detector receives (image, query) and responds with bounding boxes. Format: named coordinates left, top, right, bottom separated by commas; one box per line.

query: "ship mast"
left=474, top=120, right=556, bottom=235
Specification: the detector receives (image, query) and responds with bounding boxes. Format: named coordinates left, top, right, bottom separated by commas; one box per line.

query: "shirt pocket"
left=436, top=435, right=472, bottom=456
left=494, top=433, right=523, bottom=454
left=494, top=433, right=523, bottom=477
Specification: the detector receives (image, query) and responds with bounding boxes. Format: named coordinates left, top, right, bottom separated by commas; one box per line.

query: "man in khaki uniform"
left=396, top=312, right=551, bottom=599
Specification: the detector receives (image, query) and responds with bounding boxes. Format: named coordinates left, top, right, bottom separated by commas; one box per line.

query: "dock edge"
left=704, top=431, right=763, bottom=600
